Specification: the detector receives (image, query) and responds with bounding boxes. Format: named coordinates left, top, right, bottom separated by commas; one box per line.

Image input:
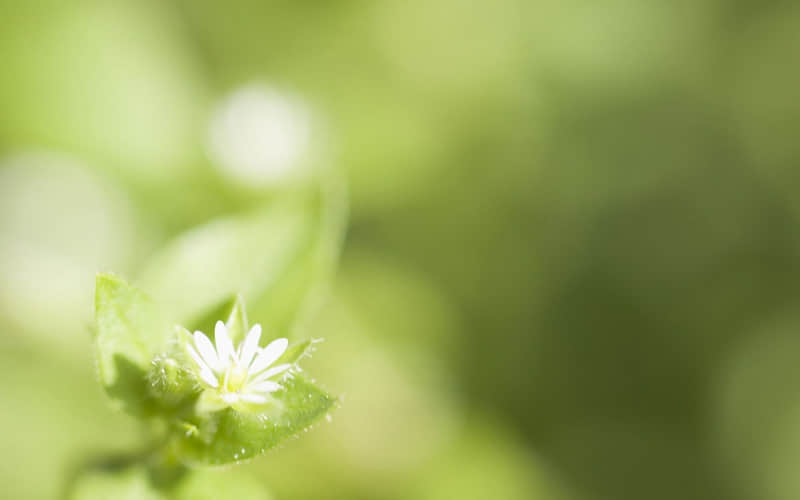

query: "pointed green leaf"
left=95, top=273, right=163, bottom=377
left=276, top=339, right=317, bottom=366
left=185, top=294, right=249, bottom=344
left=184, top=295, right=236, bottom=338
left=224, top=294, right=249, bottom=344
left=94, top=273, right=172, bottom=414
left=174, top=375, right=335, bottom=465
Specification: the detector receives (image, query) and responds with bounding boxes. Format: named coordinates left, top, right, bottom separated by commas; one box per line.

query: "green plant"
left=68, top=182, right=344, bottom=499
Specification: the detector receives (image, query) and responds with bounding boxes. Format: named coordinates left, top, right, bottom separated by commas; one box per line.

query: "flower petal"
left=220, top=393, right=240, bottom=404
left=249, top=338, right=289, bottom=375
left=238, top=393, right=268, bottom=403
left=198, top=365, right=219, bottom=387
left=186, top=344, right=209, bottom=371
left=215, top=320, right=236, bottom=365
left=239, top=324, right=262, bottom=368
left=194, top=331, right=222, bottom=372
left=250, top=380, right=281, bottom=393
left=250, top=363, right=291, bottom=384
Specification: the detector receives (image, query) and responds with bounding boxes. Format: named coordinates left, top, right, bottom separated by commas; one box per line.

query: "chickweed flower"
left=186, top=320, right=291, bottom=410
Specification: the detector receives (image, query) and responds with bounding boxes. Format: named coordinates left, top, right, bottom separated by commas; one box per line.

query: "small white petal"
left=239, top=324, right=262, bottom=367
left=239, top=393, right=268, bottom=403
left=250, top=363, right=291, bottom=384
left=250, top=380, right=281, bottom=393
left=198, top=364, right=219, bottom=388
left=186, top=344, right=210, bottom=372
left=215, top=320, right=236, bottom=365
left=220, top=393, right=240, bottom=404
left=249, top=338, right=289, bottom=375
left=194, top=331, right=222, bottom=372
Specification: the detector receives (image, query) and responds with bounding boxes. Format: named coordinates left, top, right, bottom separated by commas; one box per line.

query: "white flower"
left=186, top=320, right=291, bottom=408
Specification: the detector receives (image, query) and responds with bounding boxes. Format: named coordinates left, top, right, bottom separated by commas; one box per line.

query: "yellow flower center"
left=223, top=364, right=248, bottom=393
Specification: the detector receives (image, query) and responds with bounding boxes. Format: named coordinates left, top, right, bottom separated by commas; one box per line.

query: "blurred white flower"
left=209, top=85, right=312, bottom=186
left=187, top=320, right=291, bottom=409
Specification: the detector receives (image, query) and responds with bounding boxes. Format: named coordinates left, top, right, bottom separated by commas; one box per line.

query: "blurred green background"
left=1, top=1, right=800, bottom=499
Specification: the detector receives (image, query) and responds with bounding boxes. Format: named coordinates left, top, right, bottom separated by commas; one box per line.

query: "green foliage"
left=247, top=177, right=347, bottom=336
left=93, top=274, right=334, bottom=462
left=138, top=180, right=345, bottom=338
left=276, top=339, right=317, bottom=366
left=86, top=181, right=340, bottom=496
left=95, top=273, right=168, bottom=380
left=188, top=294, right=250, bottom=345
left=94, top=273, right=171, bottom=415
left=175, top=375, right=334, bottom=465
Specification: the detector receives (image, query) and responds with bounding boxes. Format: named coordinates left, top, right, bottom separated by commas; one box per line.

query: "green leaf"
left=186, top=294, right=249, bottom=345
left=276, top=338, right=318, bottom=366
left=174, top=375, right=335, bottom=465
left=94, top=273, right=171, bottom=414
left=137, top=196, right=307, bottom=325
left=137, top=179, right=345, bottom=340
left=224, top=294, right=249, bottom=344
left=248, top=176, right=347, bottom=336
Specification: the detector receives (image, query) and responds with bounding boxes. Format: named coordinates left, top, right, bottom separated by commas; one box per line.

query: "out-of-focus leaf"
left=94, top=273, right=171, bottom=414
left=174, top=468, right=272, bottom=500
left=137, top=197, right=306, bottom=323
left=69, top=465, right=162, bottom=500
left=138, top=179, right=345, bottom=338
left=175, top=375, right=335, bottom=465
left=69, top=463, right=271, bottom=500
left=187, top=294, right=250, bottom=344
left=250, top=175, right=346, bottom=338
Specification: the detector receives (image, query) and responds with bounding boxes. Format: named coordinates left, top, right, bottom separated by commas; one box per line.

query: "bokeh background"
left=1, top=1, right=800, bottom=499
